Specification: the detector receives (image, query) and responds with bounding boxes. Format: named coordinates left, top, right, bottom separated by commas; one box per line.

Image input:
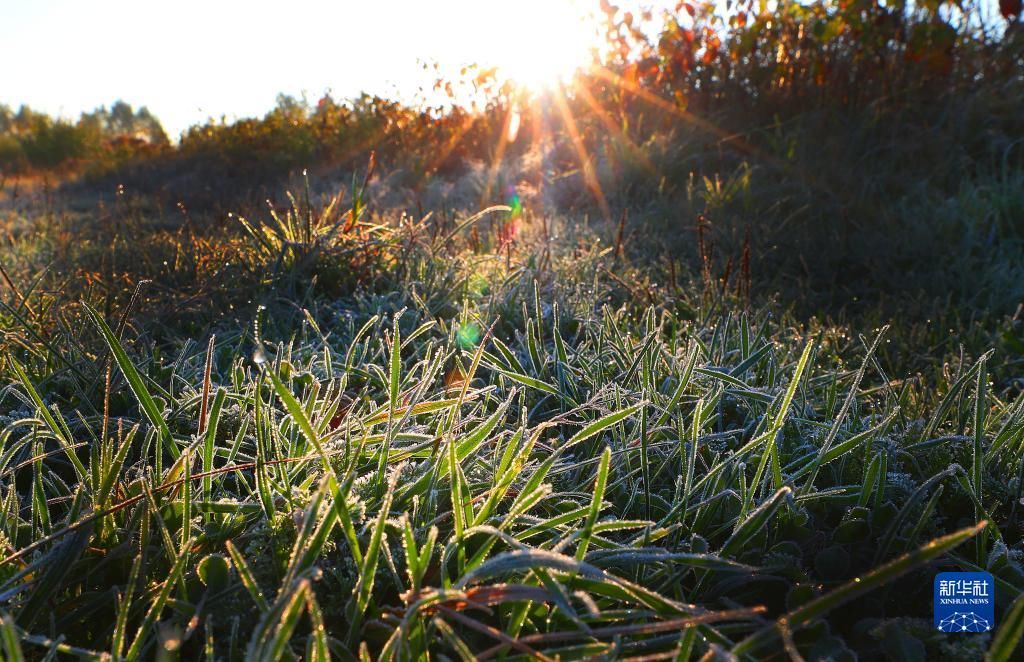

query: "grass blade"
left=732, top=521, right=987, bottom=656
left=85, top=304, right=178, bottom=461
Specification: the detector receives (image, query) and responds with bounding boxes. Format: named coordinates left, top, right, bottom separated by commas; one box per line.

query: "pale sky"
left=2, top=0, right=1006, bottom=140
left=1, top=0, right=607, bottom=139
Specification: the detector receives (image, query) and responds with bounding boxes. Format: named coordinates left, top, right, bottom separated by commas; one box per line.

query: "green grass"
left=0, top=175, right=1022, bottom=660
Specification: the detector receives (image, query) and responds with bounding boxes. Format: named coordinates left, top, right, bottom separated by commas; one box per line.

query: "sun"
left=475, top=0, right=600, bottom=90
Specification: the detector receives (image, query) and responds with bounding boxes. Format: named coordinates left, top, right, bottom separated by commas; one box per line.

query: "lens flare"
left=506, top=186, right=523, bottom=220
left=506, top=110, right=522, bottom=142
left=456, top=322, right=482, bottom=349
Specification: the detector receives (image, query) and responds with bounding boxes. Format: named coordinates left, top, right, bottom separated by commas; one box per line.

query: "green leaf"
left=721, top=486, right=791, bottom=558
left=566, top=403, right=646, bottom=451
left=85, top=304, right=178, bottom=461
left=126, top=538, right=192, bottom=660
left=577, top=446, right=612, bottom=561
left=9, top=358, right=87, bottom=481
left=248, top=578, right=312, bottom=662
left=747, top=340, right=814, bottom=501
left=987, top=590, right=1024, bottom=662
left=266, top=368, right=333, bottom=476
left=198, top=554, right=231, bottom=592
left=305, top=589, right=330, bottom=662
left=348, top=468, right=397, bottom=642
left=0, top=612, right=25, bottom=662
left=226, top=540, right=269, bottom=612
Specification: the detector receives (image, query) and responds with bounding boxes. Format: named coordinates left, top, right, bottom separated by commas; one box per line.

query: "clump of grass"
left=233, top=161, right=388, bottom=298
left=0, top=193, right=1020, bottom=659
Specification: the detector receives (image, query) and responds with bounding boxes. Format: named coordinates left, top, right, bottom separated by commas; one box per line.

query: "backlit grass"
left=0, top=184, right=1022, bottom=659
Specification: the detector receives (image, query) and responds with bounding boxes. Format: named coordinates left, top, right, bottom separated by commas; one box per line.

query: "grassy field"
left=0, top=162, right=1021, bottom=660
left=2, top=3, right=1024, bottom=660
